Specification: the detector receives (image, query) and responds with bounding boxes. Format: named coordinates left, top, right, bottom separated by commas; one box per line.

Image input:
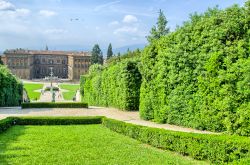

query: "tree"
left=0, top=56, right=3, bottom=65
left=98, top=52, right=104, bottom=65
left=91, top=44, right=103, bottom=65
left=106, top=43, right=113, bottom=60
left=147, top=9, right=170, bottom=42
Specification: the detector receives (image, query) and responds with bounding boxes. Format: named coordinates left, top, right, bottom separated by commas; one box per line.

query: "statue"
left=52, top=91, right=56, bottom=102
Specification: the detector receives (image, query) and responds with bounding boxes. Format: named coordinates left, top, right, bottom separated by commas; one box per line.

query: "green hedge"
left=0, top=118, right=14, bottom=134
left=21, top=102, right=88, bottom=109
left=1, top=116, right=250, bottom=163
left=0, top=65, right=23, bottom=106
left=0, top=116, right=102, bottom=133
left=103, top=118, right=250, bottom=164
left=82, top=60, right=141, bottom=111
left=11, top=116, right=103, bottom=125
left=140, top=3, right=250, bottom=136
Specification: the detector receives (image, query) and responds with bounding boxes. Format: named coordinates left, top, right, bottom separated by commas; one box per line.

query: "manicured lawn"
left=59, top=84, right=79, bottom=100
left=23, top=83, right=44, bottom=101
left=0, top=125, right=207, bottom=165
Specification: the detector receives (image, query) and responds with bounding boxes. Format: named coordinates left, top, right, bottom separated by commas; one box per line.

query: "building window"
left=36, top=59, right=40, bottom=64
left=48, top=59, right=54, bottom=64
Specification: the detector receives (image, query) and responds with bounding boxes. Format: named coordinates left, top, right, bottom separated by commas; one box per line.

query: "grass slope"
left=23, top=83, right=43, bottom=101
left=0, top=125, right=207, bottom=165
left=59, top=84, right=79, bottom=100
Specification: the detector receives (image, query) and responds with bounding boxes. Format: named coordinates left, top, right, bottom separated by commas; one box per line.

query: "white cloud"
left=0, top=0, right=15, bottom=11
left=0, top=9, right=31, bottom=20
left=95, top=26, right=100, bottom=30
left=44, top=28, right=68, bottom=34
left=39, top=10, right=57, bottom=17
left=122, top=15, right=138, bottom=23
left=16, top=9, right=30, bottom=16
left=114, top=26, right=138, bottom=34
left=109, top=21, right=119, bottom=26
left=0, top=1, right=30, bottom=18
left=94, top=1, right=120, bottom=12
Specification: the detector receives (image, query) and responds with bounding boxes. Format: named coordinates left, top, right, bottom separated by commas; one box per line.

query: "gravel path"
left=0, top=106, right=218, bottom=135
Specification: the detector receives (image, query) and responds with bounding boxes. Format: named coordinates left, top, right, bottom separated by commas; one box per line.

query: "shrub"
left=21, top=102, right=88, bottom=109
left=11, top=116, right=103, bottom=125
left=140, top=3, right=250, bottom=135
left=0, top=117, right=14, bottom=134
left=0, top=65, right=23, bottom=107
left=82, top=59, right=141, bottom=111
left=44, top=86, right=59, bottom=91
left=103, top=118, right=250, bottom=164
left=0, top=116, right=103, bottom=133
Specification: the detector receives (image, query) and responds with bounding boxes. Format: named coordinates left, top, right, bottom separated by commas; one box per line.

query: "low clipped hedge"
left=21, top=102, right=88, bottom=109
left=11, top=116, right=103, bottom=125
left=1, top=116, right=250, bottom=163
left=102, top=118, right=250, bottom=164
left=0, top=116, right=102, bottom=132
left=0, top=118, right=14, bottom=134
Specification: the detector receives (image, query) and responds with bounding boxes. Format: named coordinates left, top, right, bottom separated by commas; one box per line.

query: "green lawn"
left=59, top=84, right=79, bottom=100
left=23, top=83, right=44, bottom=101
left=0, top=125, right=207, bottom=165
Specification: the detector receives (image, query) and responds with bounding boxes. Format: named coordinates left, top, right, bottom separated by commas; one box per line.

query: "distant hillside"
left=113, top=44, right=146, bottom=54
left=0, top=43, right=147, bottom=56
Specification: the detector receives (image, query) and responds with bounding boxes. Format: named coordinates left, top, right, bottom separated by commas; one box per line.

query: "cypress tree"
left=91, top=44, right=103, bottom=65
left=147, top=9, right=170, bottom=42
left=107, top=43, right=113, bottom=60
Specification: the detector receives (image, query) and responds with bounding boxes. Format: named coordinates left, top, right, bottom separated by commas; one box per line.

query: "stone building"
left=2, top=49, right=91, bottom=80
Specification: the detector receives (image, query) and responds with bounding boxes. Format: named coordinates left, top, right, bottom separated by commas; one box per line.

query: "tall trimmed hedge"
left=0, top=65, right=23, bottom=106
left=82, top=60, right=142, bottom=111
left=140, top=4, right=250, bottom=136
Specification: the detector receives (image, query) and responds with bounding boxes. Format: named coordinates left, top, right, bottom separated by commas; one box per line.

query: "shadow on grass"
left=0, top=126, right=27, bottom=164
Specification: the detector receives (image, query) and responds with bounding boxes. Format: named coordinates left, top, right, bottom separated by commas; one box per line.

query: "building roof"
left=4, top=49, right=91, bottom=57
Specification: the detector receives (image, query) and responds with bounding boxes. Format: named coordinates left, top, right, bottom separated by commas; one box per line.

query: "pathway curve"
left=0, top=106, right=218, bottom=135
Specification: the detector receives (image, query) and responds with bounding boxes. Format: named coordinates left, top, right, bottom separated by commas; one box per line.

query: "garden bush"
left=11, top=116, right=103, bottom=125
left=82, top=59, right=141, bottom=111
left=140, top=3, right=250, bottom=135
left=0, top=118, right=14, bottom=134
left=21, top=102, right=88, bottom=109
left=0, top=65, right=23, bottom=106
left=103, top=118, right=250, bottom=164
left=44, top=86, right=59, bottom=91
left=0, top=116, right=102, bottom=133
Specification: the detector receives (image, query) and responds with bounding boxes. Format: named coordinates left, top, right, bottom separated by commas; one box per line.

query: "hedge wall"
left=21, top=102, right=88, bottom=109
left=0, top=65, right=23, bottom=107
left=140, top=3, right=250, bottom=136
left=82, top=60, right=141, bottom=111
left=103, top=118, right=250, bottom=164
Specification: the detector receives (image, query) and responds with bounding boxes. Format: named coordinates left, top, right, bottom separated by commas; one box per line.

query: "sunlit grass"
left=23, top=83, right=43, bottom=101
left=0, top=125, right=207, bottom=165
left=59, top=84, right=79, bottom=100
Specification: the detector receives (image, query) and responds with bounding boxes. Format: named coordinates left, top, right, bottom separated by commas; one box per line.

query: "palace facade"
left=1, top=49, right=91, bottom=80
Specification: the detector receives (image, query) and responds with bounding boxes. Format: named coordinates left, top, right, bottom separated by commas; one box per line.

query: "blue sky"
left=0, top=0, right=246, bottom=52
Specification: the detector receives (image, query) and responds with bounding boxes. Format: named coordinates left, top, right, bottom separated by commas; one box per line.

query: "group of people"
left=40, top=88, right=63, bottom=100
left=39, top=87, right=78, bottom=101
